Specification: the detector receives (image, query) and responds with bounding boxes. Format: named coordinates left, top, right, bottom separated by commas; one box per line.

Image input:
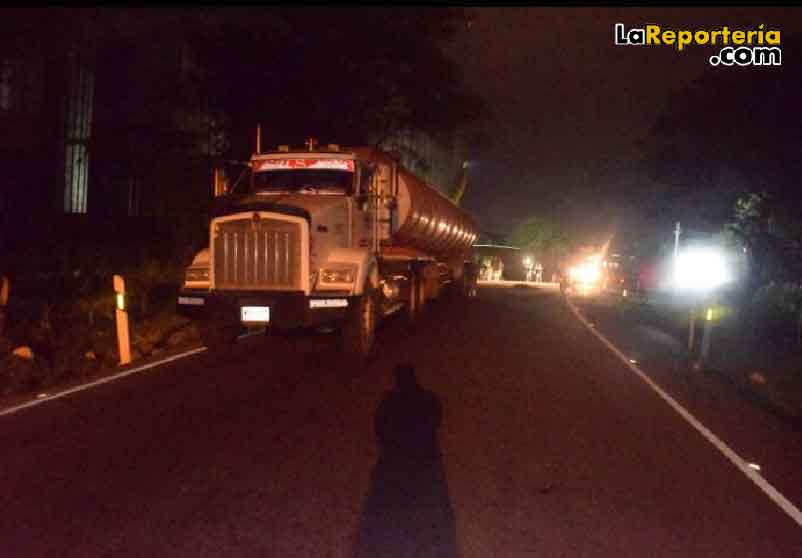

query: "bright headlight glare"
left=320, top=267, right=355, bottom=284
left=571, top=261, right=601, bottom=284
left=674, top=248, right=731, bottom=291
left=185, top=267, right=209, bottom=282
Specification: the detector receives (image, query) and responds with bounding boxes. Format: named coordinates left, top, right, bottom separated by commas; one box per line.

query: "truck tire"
left=446, top=275, right=464, bottom=301
left=449, top=264, right=475, bottom=299
left=342, top=287, right=377, bottom=360
left=415, top=272, right=426, bottom=312
left=199, top=319, right=239, bottom=350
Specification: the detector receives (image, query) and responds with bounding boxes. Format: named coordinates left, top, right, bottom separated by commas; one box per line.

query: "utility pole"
left=674, top=222, right=681, bottom=261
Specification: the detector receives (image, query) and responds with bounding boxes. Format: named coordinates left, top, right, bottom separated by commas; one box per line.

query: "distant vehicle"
left=561, top=246, right=604, bottom=297
left=177, top=139, right=479, bottom=359
left=600, top=253, right=639, bottom=297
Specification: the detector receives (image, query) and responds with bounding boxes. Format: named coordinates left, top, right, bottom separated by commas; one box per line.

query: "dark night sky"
left=447, top=7, right=801, bottom=243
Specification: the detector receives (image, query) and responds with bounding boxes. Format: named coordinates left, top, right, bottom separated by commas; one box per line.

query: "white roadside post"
left=688, top=308, right=696, bottom=352
left=113, top=274, right=132, bottom=365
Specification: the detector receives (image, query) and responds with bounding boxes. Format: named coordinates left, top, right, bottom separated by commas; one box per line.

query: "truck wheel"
left=450, top=265, right=474, bottom=299
left=447, top=275, right=464, bottom=300
left=342, top=287, right=377, bottom=360
left=199, top=319, right=239, bottom=350
left=415, top=273, right=426, bottom=313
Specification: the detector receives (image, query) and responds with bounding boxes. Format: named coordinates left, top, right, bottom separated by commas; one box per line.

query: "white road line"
left=238, top=328, right=266, bottom=340
left=0, top=346, right=208, bottom=418
left=567, top=298, right=802, bottom=529
left=1, top=329, right=267, bottom=418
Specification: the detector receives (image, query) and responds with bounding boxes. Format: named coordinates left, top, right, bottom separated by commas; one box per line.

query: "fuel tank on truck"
left=394, top=168, right=478, bottom=257
left=354, top=148, right=478, bottom=258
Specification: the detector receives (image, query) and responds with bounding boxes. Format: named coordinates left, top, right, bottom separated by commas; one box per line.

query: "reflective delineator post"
left=699, top=306, right=713, bottom=366
left=687, top=308, right=696, bottom=352
left=113, top=274, right=131, bottom=365
left=0, top=276, right=9, bottom=337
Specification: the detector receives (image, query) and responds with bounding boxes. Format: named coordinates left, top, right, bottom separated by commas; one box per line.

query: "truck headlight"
left=673, top=248, right=732, bottom=292
left=319, top=267, right=356, bottom=284
left=185, top=267, right=210, bottom=283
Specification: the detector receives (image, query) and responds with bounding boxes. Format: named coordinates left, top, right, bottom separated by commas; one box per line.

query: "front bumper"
left=177, top=289, right=353, bottom=329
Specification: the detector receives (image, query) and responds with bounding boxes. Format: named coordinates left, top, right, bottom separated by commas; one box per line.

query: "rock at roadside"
left=166, top=324, right=199, bottom=347
left=12, top=346, right=34, bottom=360
left=134, top=338, right=154, bottom=357
left=1, top=349, right=45, bottom=395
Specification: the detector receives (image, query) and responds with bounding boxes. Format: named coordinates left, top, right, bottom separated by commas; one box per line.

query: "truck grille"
left=213, top=217, right=301, bottom=290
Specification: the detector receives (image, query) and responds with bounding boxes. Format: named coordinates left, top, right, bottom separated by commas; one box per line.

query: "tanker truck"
left=177, top=140, right=479, bottom=359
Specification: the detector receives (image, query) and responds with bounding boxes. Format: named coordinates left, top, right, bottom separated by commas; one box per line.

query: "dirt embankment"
left=1, top=310, right=200, bottom=400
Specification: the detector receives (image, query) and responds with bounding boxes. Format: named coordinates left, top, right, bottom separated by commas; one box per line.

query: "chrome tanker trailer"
left=177, top=140, right=478, bottom=358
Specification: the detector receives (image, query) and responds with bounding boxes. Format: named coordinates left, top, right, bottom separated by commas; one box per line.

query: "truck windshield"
left=253, top=170, right=354, bottom=194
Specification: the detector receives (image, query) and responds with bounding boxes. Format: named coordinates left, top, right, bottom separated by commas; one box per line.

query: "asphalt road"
left=2, top=285, right=801, bottom=557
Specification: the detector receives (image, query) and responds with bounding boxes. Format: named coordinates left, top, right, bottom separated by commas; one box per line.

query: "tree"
left=3, top=8, right=485, bottom=220
left=639, top=33, right=802, bottom=330
left=508, top=216, right=570, bottom=268
left=449, top=162, right=469, bottom=206
left=639, top=32, right=802, bottom=240
left=190, top=9, right=484, bottom=160
left=508, top=217, right=570, bottom=279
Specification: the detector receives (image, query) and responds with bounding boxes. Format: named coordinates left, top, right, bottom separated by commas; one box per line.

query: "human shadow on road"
left=353, top=364, right=458, bottom=558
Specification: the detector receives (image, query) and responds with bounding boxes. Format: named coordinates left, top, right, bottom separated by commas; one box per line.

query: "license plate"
left=178, top=296, right=205, bottom=306
left=241, top=306, right=270, bottom=323
left=309, top=298, right=348, bottom=309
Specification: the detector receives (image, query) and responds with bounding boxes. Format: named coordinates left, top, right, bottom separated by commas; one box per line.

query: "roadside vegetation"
left=636, top=33, right=802, bottom=353
left=0, top=218, right=204, bottom=397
